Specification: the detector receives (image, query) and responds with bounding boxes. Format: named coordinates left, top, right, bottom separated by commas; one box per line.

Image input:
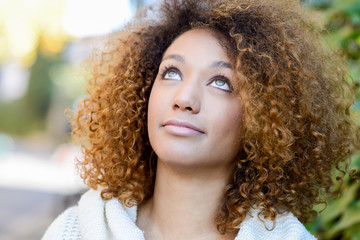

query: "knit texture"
left=42, top=189, right=317, bottom=240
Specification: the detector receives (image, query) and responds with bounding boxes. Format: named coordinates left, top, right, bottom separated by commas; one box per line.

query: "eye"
left=161, top=66, right=182, bottom=81
left=209, top=76, right=232, bottom=92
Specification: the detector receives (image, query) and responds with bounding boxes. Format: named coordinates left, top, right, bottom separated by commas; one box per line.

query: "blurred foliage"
left=302, top=0, right=360, bottom=239
left=305, top=154, right=360, bottom=239
left=0, top=0, right=69, bottom=135
left=0, top=51, right=60, bottom=135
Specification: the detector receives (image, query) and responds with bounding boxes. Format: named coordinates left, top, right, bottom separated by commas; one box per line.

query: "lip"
left=162, top=119, right=205, bottom=136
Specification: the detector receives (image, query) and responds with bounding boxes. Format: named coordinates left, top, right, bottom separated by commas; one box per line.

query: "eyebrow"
left=210, top=61, right=232, bottom=69
left=162, top=54, right=232, bottom=69
left=162, top=54, right=185, bottom=63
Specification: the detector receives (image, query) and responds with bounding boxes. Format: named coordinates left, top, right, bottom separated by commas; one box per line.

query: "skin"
left=137, top=29, right=243, bottom=240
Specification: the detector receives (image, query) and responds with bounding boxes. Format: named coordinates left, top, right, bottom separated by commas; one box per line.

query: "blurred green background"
left=301, top=0, right=360, bottom=239
left=0, top=0, right=359, bottom=239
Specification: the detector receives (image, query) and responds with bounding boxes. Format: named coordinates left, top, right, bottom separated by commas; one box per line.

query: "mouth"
left=162, top=119, right=205, bottom=136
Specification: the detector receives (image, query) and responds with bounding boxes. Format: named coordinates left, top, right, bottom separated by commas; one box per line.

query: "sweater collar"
left=78, top=189, right=144, bottom=240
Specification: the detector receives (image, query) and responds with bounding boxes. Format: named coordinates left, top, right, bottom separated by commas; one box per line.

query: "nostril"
left=172, top=96, right=200, bottom=113
left=173, top=103, right=193, bottom=111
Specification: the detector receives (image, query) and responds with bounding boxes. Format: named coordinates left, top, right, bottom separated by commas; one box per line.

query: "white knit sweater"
left=42, top=189, right=317, bottom=240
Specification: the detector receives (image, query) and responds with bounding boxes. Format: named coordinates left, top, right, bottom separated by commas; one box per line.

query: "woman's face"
left=148, top=29, right=243, bottom=171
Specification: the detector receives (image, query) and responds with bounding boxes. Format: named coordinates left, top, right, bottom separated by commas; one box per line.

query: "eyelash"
left=160, top=65, right=233, bottom=92
left=210, top=75, right=233, bottom=92
left=160, top=65, right=180, bottom=79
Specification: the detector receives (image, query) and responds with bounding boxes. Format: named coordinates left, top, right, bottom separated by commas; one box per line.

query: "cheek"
left=147, top=82, right=168, bottom=145
left=208, top=101, right=243, bottom=155
left=226, top=107, right=242, bottom=132
left=214, top=102, right=242, bottom=135
left=147, top=86, right=159, bottom=135
left=147, top=89, right=155, bottom=123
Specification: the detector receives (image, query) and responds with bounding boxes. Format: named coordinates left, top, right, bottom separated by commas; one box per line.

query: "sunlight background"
left=0, top=0, right=139, bottom=190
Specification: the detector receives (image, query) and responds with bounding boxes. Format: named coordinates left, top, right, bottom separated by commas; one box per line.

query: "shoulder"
left=41, top=189, right=104, bottom=240
left=42, top=206, right=81, bottom=240
left=42, top=189, right=142, bottom=240
left=235, top=209, right=317, bottom=240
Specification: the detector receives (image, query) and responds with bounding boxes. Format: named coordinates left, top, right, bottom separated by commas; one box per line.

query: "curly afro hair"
left=73, top=0, right=360, bottom=234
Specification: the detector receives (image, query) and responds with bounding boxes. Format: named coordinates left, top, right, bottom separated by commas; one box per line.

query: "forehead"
left=162, top=29, right=231, bottom=62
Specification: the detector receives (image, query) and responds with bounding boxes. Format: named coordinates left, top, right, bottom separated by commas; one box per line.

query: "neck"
left=137, top=160, right=237, bottom=240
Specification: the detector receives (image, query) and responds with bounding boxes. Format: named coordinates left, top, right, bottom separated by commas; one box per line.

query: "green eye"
left=209, top=77, right=232, bottom=92
left=167, top=71, right=178, bottom=78
left=162, top=68, right=181, bottom=80
left=214, top=79, right=225, bottom=87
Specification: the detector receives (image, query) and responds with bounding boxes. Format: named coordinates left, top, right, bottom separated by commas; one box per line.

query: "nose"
left=172, top=79, right=200, bottom=114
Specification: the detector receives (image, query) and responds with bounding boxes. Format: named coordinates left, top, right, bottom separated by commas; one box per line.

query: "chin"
left=156, top=150, right=205, bottom=167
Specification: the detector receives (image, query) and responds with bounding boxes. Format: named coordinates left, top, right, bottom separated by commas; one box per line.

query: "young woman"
left=43, top=0, right=360, bottom=239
